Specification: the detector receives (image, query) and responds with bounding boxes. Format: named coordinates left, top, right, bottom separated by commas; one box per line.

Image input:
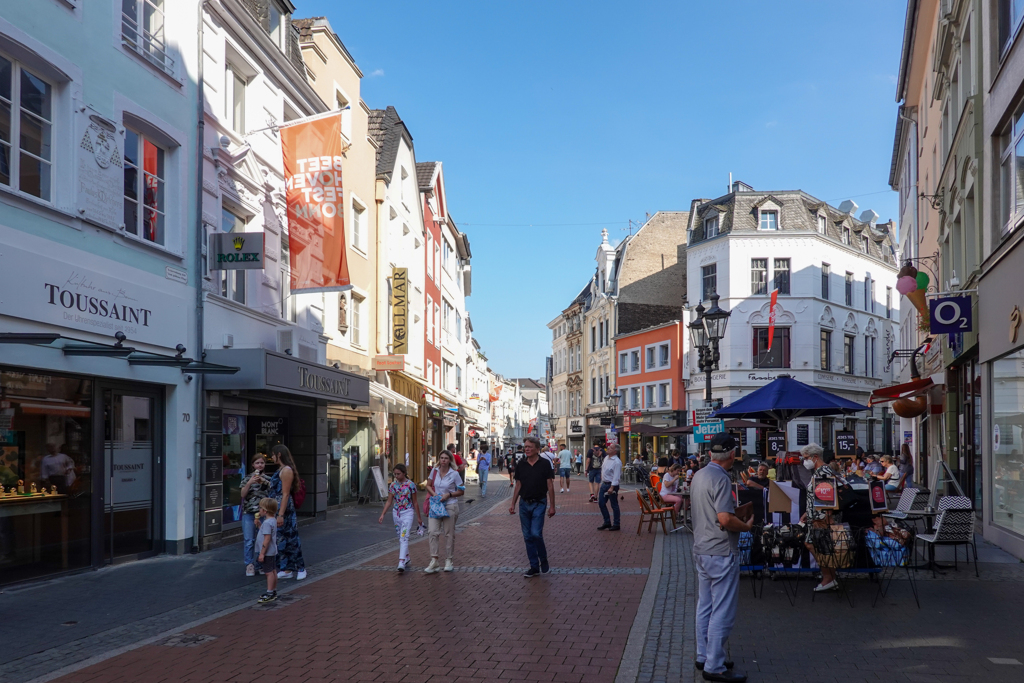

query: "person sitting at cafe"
left=656, top=457, right=669, bottom=475
left=741, top=462, right=771, bottom=492
left=659, top=463, right=685, bottom=517
left=798, top=443, right=842, bottom=593
left=875, top=455, right=901, bottom=491
left=864, top=454, right=884, bottom=476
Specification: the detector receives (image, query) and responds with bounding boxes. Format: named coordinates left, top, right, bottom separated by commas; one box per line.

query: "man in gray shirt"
left=689, top=433, right=752, bottom=682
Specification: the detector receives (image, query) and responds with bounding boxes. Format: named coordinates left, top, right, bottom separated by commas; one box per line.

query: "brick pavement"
left=2, top=476, right=506, bottom=683
left=638, top=531, right=1024, bottom=683
left=43, top=479, right=657, bottom=683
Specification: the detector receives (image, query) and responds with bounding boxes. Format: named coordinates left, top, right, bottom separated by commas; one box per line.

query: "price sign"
left=765, top=432, right=787, bottom=458
left=835, top=431, right=856, bottom=457
left=692, top=408, right=715, bottom=425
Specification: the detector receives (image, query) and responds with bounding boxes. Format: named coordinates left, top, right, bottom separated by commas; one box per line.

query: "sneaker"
left=540, top=562, right=550, bottom=574
left=813, top=580, right=838, bottom=592
left=277, top=570, right=294, bottom=579
left=245, top=563, right=255, bottom=577
left=560, top=488, right=564, bottom=493
left=523, top=567, right=540, bottom=578
left=257, top=591, right=277, bottom=604
left=424, top=559, right=440, bottom=574
left=444, top=559, right=454, bottom=572
left=296, top=569, right=307, bottom=581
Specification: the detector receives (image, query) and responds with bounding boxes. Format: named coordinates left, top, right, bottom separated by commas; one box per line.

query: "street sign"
left=693, top=420, right=725, bottom=443
left=692, top=408, right=716, bottom=425
left=929, top=295, right=973, bottom=334
left=624, top=416, right=631, bottom=432
left=624, top=410, right=642, bottom=417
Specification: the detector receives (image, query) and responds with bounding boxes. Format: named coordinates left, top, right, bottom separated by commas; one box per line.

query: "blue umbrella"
left=711, top=375, right=868, bottom=427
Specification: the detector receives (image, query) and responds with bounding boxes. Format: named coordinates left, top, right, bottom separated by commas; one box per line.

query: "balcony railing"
left=122, top=9, right=175, bottom=76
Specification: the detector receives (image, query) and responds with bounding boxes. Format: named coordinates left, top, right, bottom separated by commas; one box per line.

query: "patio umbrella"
left=711, top=375, right=868, bottom=433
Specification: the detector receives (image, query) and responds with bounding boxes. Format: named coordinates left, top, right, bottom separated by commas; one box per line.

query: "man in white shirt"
left=557, top=443, right=573, bottom=493
left=597, top=443, right=623, bottom=531
left=476, top=444, right=491, bottom=498
left=40, top=443, right=76, bottom=494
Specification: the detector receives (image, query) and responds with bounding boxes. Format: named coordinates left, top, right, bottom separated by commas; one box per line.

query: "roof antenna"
left=729, top=172, right=732, bottom=193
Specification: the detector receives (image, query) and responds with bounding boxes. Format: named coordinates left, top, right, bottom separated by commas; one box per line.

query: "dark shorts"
left=588, top=469, right=601, bottom=483
left=261, top=554, right=278, bottom=572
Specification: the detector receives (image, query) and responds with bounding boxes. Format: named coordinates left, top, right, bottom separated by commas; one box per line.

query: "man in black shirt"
left=586, top=440, right=605, bottom=503
left=509, top=436, right=556, bottom=578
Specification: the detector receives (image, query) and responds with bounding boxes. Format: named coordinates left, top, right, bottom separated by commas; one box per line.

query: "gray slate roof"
left=367, top=106, right=414, bottom=182
left=416, top=161, right=438, bottom=190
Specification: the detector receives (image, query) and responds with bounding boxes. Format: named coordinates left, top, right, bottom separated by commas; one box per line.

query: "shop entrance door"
left=102, top=390, right=157, bottom=563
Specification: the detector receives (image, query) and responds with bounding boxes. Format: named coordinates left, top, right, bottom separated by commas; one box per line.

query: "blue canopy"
left=711, top=375, right=868, bottom=424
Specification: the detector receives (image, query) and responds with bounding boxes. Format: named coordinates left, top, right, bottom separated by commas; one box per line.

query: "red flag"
left=767, top=289, right=779, bottom=351
left=281, top=113, right=351, bottom=293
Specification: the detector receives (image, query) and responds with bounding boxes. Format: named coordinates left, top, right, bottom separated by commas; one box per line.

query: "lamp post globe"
left=702, top=293, right=731, bottom=342
left=688, top=302, right=707, bottom=350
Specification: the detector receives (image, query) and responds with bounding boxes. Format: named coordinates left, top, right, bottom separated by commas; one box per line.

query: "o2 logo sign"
left=929, top=296, right=973, bottom=334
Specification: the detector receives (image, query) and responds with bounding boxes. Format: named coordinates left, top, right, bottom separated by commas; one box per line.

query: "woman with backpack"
left=269, top=444, right=306, bottom=581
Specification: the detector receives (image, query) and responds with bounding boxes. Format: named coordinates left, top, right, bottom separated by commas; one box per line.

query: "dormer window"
left=269, top=4, right=283, bottom=47
left=842, top=226, right=851, bottom=245
left=759, top=210, right=778, bottom=231
left=817, top=215, right=827, bottom=234
left=704, top=215, right=719, bottom=238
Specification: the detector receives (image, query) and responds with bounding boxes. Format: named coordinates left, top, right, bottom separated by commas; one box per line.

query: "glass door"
left=103, top=390, right=155, bottom=562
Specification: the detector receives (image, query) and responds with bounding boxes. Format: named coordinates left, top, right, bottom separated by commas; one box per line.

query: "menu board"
left=797, top=424, right=809, bottom=446
left=835, top=431, right=856, bottom=457
left=765, top=432, right=787, bottom=458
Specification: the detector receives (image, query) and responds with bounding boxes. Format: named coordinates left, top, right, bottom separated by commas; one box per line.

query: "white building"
left=684, top=183, right=901, bottom=456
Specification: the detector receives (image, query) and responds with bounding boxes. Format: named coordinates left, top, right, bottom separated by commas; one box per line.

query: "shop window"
left=123, top=129, right=166, bottom=245
left=0, top=55, right=54, bottom=202
left=0, top=371, right=93, bottom=585
left=752, top=327, right=790, bottom=369
left=220, top=208, right=246, bottom=304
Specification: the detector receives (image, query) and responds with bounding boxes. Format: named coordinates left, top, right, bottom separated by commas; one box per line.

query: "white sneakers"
left=424, top=559, right=440, bottom=574
left=245, top=563, right=255, bottom=577
left=813, top=580, right=838, bottom=592
left=276, top=569, right=307, bottom=580
left=560, top=488, right=564, bottom=493
left=444, top=559, right=454, bottom=572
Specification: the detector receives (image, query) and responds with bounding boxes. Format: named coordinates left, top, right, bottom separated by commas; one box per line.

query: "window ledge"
left=121, top=231, right=186, bottom=261
left=119, top=42, right=184, bottom=89
left=0, top=185, right=77, bottom=223
left=350, top=244, right=368, bottom=259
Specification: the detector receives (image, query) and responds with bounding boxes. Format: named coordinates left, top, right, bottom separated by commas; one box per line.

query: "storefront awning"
left=370, top=381, right=418, bottom=417
left=868, top=376, right=937, bottom=407
left=204, top=348, right=369, bottom=405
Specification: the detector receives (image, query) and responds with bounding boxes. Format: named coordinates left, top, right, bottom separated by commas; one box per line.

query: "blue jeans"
left=519, top=500, right=548, bottom=569
left=695, top=553, right=740, bottom=675
left=242, top=512, right=256, bottom=566
left=598, top=482, right=619, bottom=526
left=479, top=468, right=489, bottom=497
left=885, top=483, right=899, bottom=491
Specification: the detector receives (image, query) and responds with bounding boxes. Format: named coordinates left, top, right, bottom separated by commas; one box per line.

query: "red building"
left=614, top=320, right=686, bottom=459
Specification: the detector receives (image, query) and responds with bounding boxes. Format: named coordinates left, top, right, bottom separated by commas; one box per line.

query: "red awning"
left=868, top=377, right=933, bottom=406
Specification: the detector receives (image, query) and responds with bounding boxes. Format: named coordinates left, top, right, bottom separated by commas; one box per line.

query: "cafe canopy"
left=711, top=375, right=868, bottom=430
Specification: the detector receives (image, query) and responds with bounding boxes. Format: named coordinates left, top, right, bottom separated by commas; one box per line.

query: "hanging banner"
left=767, top=288, right=779, bottom=351
left=281, top=113, right=351, bottom=293
left=391, top=267, right=408, bottom=354
left=489, top=385, right=503, bottom=402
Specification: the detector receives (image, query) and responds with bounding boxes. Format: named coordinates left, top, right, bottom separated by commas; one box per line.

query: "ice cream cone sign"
left=896, top=264, right=930, bottom=328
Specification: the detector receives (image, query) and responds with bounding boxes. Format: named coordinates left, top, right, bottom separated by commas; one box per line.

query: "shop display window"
left=993, top=350, right=1024, bottom=534
left=1, top=370, right=92, bottom=585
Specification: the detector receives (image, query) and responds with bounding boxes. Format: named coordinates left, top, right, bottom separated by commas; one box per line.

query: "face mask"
left=803, top=459, right=815, bottom=471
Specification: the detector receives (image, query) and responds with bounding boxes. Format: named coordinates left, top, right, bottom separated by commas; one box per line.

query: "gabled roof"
left=292, top=17, right=358, bottom=71
left=416, top=161, right=438, bottom=190
left=367, top=106, right=413, bottom=182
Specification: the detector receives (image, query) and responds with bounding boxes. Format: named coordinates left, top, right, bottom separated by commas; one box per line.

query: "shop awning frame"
left=0, top=333, right=239, bottom=374
left=868, top=376, right=938, bottom=407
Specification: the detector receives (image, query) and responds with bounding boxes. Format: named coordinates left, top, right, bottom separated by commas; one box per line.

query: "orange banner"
left=281, top=113, right=351, bottom=293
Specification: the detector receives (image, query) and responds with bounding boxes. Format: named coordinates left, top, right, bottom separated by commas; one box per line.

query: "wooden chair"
left=636, top=489, right=673, bottom=535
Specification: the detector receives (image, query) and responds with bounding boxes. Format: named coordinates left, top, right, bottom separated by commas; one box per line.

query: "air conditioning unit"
left=277, top=328, right=316, bottom=361
left=222, top=334, right=234, bottom=348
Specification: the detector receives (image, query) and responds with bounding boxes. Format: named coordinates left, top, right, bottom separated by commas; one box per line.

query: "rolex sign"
left=210, top=232, right=266, bottom=270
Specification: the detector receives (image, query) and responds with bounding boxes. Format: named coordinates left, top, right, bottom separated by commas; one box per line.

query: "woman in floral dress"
left=379, top=463, right=422, bottom=572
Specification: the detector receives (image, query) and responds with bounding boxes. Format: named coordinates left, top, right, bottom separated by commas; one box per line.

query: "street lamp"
left=689, top=294, right=732, bottom=401
left=606, top=390, right=621, bottom=455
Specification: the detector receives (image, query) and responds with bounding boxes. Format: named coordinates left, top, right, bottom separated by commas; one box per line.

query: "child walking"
left=256, top=498, right=279, bottom=604
left=240, top=454, right=271, bottom=576
left=378, top=464, right=422, bottom=572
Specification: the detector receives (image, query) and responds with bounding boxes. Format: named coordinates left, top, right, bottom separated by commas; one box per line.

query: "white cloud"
left=369, top=68, right=385, bottom=78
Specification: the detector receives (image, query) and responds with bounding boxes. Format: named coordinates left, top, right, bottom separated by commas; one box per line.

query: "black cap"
left=709, top=433, right=737, bottom=453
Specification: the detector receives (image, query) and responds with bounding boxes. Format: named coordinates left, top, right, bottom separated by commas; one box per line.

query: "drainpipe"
left=191, top=0, right=208, bottom=552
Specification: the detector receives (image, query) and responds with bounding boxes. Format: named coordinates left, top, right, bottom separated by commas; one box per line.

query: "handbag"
left=422, top=469, right=438, bottom=516
left=428, top=494, right=449, bottom=519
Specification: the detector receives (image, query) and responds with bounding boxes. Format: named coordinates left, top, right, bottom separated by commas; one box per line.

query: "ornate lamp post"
left=606, top=390, right=621, bottom=454
left=689, top=293, right=732, bottom=405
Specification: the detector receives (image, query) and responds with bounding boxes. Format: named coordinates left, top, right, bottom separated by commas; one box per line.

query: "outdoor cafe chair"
left=636, top=489, right=673, bottom=535
left=809, top=526, right=858, bottom=607
left=862, top=522, right=920, bottom=608
left=916, top=495, right=979, bottom=578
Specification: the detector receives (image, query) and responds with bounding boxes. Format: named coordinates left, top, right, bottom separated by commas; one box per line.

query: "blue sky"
left=303, top=0, right=906, bottom=379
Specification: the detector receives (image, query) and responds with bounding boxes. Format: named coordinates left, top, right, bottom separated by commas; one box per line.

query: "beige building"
left=295, top=18, right=378, bottom=377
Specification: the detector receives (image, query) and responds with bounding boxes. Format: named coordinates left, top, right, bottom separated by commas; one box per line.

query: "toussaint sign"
left=209, top=233, right=265, bottom=270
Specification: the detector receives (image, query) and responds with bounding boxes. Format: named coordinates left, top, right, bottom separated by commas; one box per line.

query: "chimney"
left=858, top=209, right=879, bottom=227
left=838, top=199, right=859, bottom=216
